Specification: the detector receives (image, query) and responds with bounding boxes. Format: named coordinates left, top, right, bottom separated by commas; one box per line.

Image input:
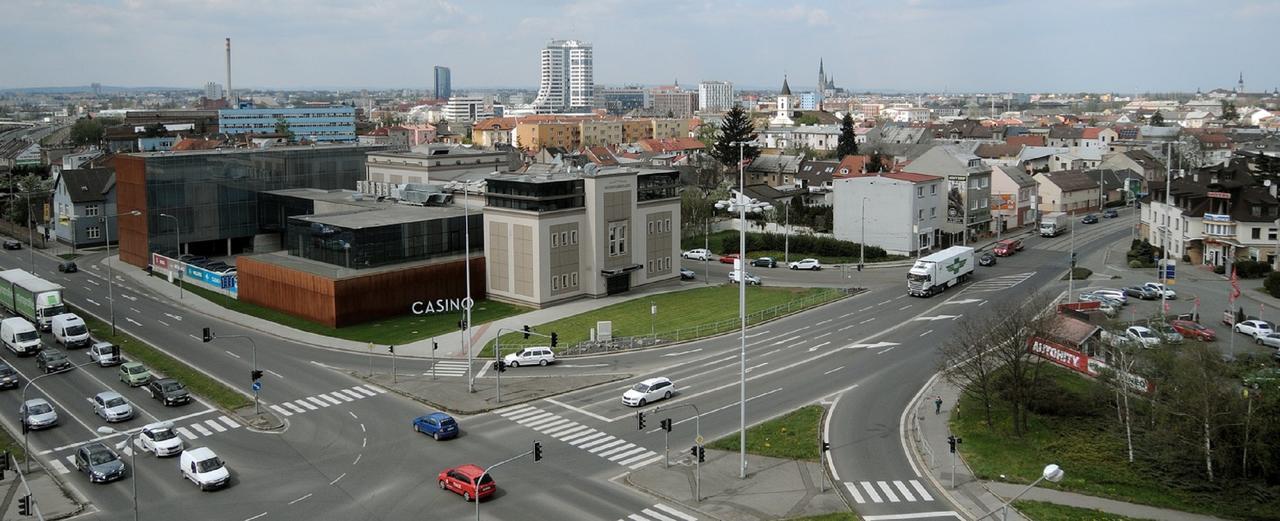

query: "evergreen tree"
left=836, top=113, right=858, bottom=158
left=712, top=104, right=759, bottom=169
left=1221, top=101, right=1239, bottom=122
left=1149, top=112, right=1165, bottom=127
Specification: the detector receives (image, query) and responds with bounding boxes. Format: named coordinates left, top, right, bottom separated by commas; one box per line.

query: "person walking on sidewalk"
left=934, top=396, right=943, bottom=415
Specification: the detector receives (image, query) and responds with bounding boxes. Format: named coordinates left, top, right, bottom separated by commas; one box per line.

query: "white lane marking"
left=771, top=335, right=802, bottom=346
left=190, top=423, right=213, bottom=436
left=628, top=454, right=665, bottom=469
left=893, top=480, right=916, bottom=501
left=498, top=405, right=536, bottom=416
left=294, top=399, right=318, bottom=411
left=860, top=318, right=875, bottom=324
left=533, top=418, right=571, bottom=431
left=164, top=313, right=183, bottom=321
left=360, top=423, right=366, bottom=433
left=639, top=508, right=677, bottom=521
left=609, top=447, right=649, bottom=462
left=910, top=480, right=934, bottom=501
left=318, top=394, right=343, bottom=406
left=353, top=453, right=362, bottom=465
left=578, top=435, right=617, bottom=449
left=204, top=419, right=227, bottom=432
left=597, top=443, right=637, bottom=458
left=823, top=366, right=844, bottom=375
left=125, top=317, right=143, bottom=327
left=288, top=493, right=312, bottom=505
left=305, top=396, right=330, bottom=408
left=862, top=513, right=963, bottom=521
left=554, top=425, right=592, bottom=440
left=919, top=329, right=933, bottom=337
left=330, top=391, right=355, bottom=402
left=878, top=300, right=892, bottom=306
left=158, top=320, right=169, bottom=327
left=515, top=412, right=554, bottom=425
left=839, top=324, right=856, bottom=331
left=244, top=513, right=267, bottom=521
left=544, top=398, right=614, bottom=423
left=568, top=432, right=608, bottom=446
left=339, top=389, right=366, bottom=400
left=330, top=472, right=346, bottom=485
left=348, top=411, right=358, bottom=420
left=48, top=458, right=69, bottom=474
left=589, top=440, right=629, bottom=455
left=270, top=405, right=292, bottom=417
left=86, top=298, right=100, bottom=306
left=266, top=370, right=284, bottom=379
left=87, top=279, right=100, bottom=286
left=877, top=346, right=898, bottom=355
left=661, top=348, right=702, bottom=357
left=899, top=305, right=911, bottom=310
left=358, top=384, right=387, bottom=394
left=504, top=408, right=545, bottom=421
left=225, top=350, right=241, bottom=359
left=877, top=481, right=901, bottom=502
left=806, top=341, right=831, bottom=352
left=861, top=481, right=884, bottom=503
left=351, top=386, right=377, bottom=397
left=815, top=319, right=832, bottom=326
left=176, top=426, right=198, bottom=439
left=858, top=306, right=873, bottom=312
left=617, top=451, right=658, bottom=466
left=746, top=362, right=768, bottom=373
left=218, top=416, right=239, bottom=429
left=667, top=388, right=783, bottom=429
left=652, top=503, right=698, bottom=521
left=845, top=482, right=866, bottom=503
left=814, top=332, right=831, bottom=339
left=541, top=422, right=579, bottom=435
left=283, top=402, right=307, bottom=414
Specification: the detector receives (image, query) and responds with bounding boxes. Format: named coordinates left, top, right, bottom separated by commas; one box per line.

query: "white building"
left=833, top=172, right=945, bottom=256
left=698, top=81, right=734, bottom=113
left=532, top=39, right=594, bottom=114
left=770, top=77, right=795, bottom=127
left=443, top=96, right=494, bottom=123
left=203, top=82, right=223, bottom=100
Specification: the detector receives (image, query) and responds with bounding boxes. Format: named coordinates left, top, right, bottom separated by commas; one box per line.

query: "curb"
left=354, top=371, right=633, bottom=416
left=621, top=465, right=727, bottom=521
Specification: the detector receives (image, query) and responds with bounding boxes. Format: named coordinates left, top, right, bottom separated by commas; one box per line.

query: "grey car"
left=1257, top=333, right=1280, bottom=349
left=75, top=442, right=126, bottom=483
left=92, top=391, right=134, bottom=423
left=1122, top=286, right=1159, bottom=300
left=20, top=398, right=58, bottom=430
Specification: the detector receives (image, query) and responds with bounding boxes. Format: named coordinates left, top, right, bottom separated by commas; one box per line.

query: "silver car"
left=21, top=398, right=58, bottom=430
left=1257, top=333, right=1280, bottom=349
left=92, top=391, right=134, bottom=423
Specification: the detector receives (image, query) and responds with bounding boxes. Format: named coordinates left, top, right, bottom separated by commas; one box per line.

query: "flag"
left=1163, top=299, right=1170, bottom=313
left=1230, top=267, right=1241, bottom=303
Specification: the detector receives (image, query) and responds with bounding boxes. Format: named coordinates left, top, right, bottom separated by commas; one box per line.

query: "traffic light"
left=636, top=411, right=646, bottom=430
left=458, top=319, right=468, bottom=330
left=822, top=440, right=830, bottom=452
left=251, top=369, right=263, bottom=382
left=495, top=360, right=506, bottom=373
left=202, top=327, right=213, bottom=343
left=522, top=325, right=531, bottom=339
left=550, top=332, right=558, bottom=347
left=857, top=263, right=863, bottom=272
left=690, top=446, right=698, bottom=459
left=697, top=446, right=705, bottom=463
left=433, top=340, right=439, bottom=351
left=660, top=418, right=672, bottom=432
left=388, top=345, right=395, bottom=354
left=947, top=435, right=962, bottom=453
left=18, top=494, right=31, bottom=516
left=533, top=441, right=542, bottom=462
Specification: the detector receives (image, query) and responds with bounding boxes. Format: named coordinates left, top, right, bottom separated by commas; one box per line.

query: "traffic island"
left=361, top=372, right=630, bottom=415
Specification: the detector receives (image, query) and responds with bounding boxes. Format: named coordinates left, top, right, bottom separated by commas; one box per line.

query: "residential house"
left=832, top=171, right=944, bottom=255
left=1182, top=132, right=1234, bottom=168
left=974, top=143, right=1023, bottom=167
left=1099, top=150, right=1164, bottom=186
left=1006, top=135, right=1046, bottom=147
left=795, top=159, right=837, bottom=205
left=900, top=145, right=993, bottom=244
left=1049, top=147, right=1102, bottom=171
left=991, top=164, right=1038, bottom=229
left=1018, top=146, right=1067, bottom=173
left=1046, top=126, right=1084, bottom=148
left=1036, top=170, right=1102, bottom=216
left=833, top=155, right=870, bottom=178
left=388, top=124, right=436, bottom=148
left=471, top=117, right=518, bottom=148
left=51, top=168, right=117, bottom=248
left=746, top=154, right=803, bottom=188
left=1082, top=169, right=1144, bottom=206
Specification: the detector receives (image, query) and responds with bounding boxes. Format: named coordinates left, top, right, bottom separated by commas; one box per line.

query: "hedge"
left=719, top=232, right=886, bottom=260
left=1233, top=260, right=1273, bottom=279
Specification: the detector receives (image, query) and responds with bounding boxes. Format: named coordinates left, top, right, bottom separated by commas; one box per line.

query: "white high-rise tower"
left=533, top=39, right=594, bottom=114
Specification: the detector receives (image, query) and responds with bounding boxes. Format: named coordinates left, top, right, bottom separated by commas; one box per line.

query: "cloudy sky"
left=2, top=0, right=1277, bottom=93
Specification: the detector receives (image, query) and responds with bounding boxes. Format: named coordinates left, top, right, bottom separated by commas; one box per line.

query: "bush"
left=1214, top=265, right=1226, bottom=275
left=720, top=232, right=886, bottom=260
left=1128, top=260, right=1144, bottom=269
left=1265, top=272, right=1280, bottom=298
left=1233, top=260, right=1273, bottom=279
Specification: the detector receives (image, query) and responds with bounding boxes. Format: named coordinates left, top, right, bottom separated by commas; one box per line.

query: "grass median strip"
left=1012, top=500, right=1152, bottom=521
left=74, top=308, right=251, bottom=410
left=708, top=405, right=823, bottom=461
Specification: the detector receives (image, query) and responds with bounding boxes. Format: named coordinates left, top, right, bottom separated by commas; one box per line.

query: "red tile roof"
left=834, top=155, right=868, bottom=177
left=1006, top=135, right=1045, bottom=147
left=637, top=137, right=705, bottom=153
left=1080, top=127, right=1102, bottom=139
left=171, top=137, right=226, bottom=151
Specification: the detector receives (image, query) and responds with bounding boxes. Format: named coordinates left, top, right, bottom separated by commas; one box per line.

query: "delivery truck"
left=907, top=246, right=975, bottom=297
left=0, top=269, right=66, bottom=331
left=1039, top=212, right=1069, bottom=237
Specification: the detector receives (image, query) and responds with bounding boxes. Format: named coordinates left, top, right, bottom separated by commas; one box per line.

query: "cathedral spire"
left=780, top=75, right=791, bottom=96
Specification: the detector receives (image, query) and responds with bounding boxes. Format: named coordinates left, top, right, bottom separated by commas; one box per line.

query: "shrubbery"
left=1125, top=239, right=1162, bottom=268
left=1233, top=260, right=1273, bottom=279
left=1264, top=272, right=1280, bottom=298
left=720, top=232, right=887, bottom=260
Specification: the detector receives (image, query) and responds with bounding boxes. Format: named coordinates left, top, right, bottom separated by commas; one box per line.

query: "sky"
left=2, top=0, right=1278, bottom=94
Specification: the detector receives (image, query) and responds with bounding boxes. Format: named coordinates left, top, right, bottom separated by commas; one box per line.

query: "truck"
left=1039, top=212, right=1068, bottom=237
left=0, top=269, right=66, bottom=331
left=907, top=246, right=975, bottom=297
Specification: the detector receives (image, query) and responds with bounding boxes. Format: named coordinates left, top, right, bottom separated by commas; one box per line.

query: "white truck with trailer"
left=907, top=246, right=975, bottom=297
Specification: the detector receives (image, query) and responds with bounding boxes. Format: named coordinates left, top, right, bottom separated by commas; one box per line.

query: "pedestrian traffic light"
left=251, top=369, right=263, bottom=382
left=18, top=494, right=31, bottom=516
left=0, top=450, right=8, bottom=471
left=432, top=340, right=439, bottom=351
left=523, top=325, right=531, bottom=339
left=660, top=418, right=672, bottom=432
left=550, top=332, right=558, bottom=347
left=458, top=319, right=468, bottom=330
left=857, top=263, right=863, bottom=272
left=495, top=360, right=506, bottom=373
left=533, top=441, right=542, bottom=462
left=690, top=445, right=698, bottom=459
left=947, top=435, right=962, bottom=453
left=202, top=327, right=213, bottom=343
left=636, top=411, right=646, bottom=430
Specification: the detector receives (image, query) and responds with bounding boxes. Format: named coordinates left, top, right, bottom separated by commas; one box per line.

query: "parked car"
left=181, top=447, right=230, bottom=491
left=36, top=349, right=72, bottom=373
left=718, top=253, right=740, bottom=265
left=1103, top=208, right=1119, bottom=218
left=0, top=362, right=18, bottom=389
left=680, top=249, right=711, bottom=261
left=413, top=411, right=459, bottom=441
left=679, top=268, right=696, bottom=280
left=788, top=258, right=822, bottom=270
left=993, top=239, right=1023, bottom=256
left=1170, top=320, right=1216, bottom=342
left=1234, top=319, right=1274, bottom=339
left=75, top=442, right=126, bottom=483
left=1078, top=293, right=1124, bottom=308
left=1091, top=288, right=1129, bottom=304
left=438, top=464, right=495, bottom=502
left=503, top=347, right=555, bottom=367
left=20, top=398, right=57, bottom=430
left=1149, top=323, right=1184, bottom=344
left=1142, top=282, right=1176, bottom=299
left=751, top=257, right=777, bottom=268
left=728, top=270, right=761, bottom=285
left=119, top=362, right=151, bottom=386
left=1122, top=286, right=1159, bottom=300
left=58, top=261, right=78, bottom=273
left=1081, top=214, right=1099, bottom=224
left=93, top=391, right=134, bottom=422
left=1257, top=333, right=1280, bottom=349
left=1243, top=367, right=1280, bottom=389
left=139, top=422, right=184, bottom=457
left=3, top=240, right=21, bottom=250
left=146, top=378, right=191, bottom=406
left=622, top=377, right=675, bottom=407
left=1125, top=326, right=1162, bottom=347
left=978, top=252, right=997, bottom=266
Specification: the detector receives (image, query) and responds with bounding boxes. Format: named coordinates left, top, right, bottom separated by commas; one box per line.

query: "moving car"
left=181, top=447, right=230, bottom=490
left=978, top=252, right=997, bottom=266
left=413, top=411, right=459, bottom=441
left=680, top=249, right=711, bottom=261
left=75, top=442, right=126, bottom=483
left=1243, top=367, right=1280, bottom=390
left=438, top=464, right=495, bottom=502
left=1142, top=282, right=1176, bottom=299
left=503, top=347, right=555, bottom=367
left=88, top=342, right=122, bottom=366
left=0, top=362, right=18, bottom=389
left=119, top=362, right=151, bottom=386
left=140, top=422, right=184, bottom=457
left=57, top=261, right=78, bottom=273
left=92, top=391, right=134, bottom=422
left=993, top=239, right=1023, bottom=256
left=1081, top=214, right=1099, bottom=224
left=1122, top=286, right=1159, bottom=300
left=20, top=398, right=57, bottom=430
left=1125, top=326, right=1161, bottom=348
left=1234, top=319, right=1274, bottom=339
left=788, top=258, right=822, bottom=270
left=146, top=378, right=191, bottom=406
left=36, top=348, right=71, bottom=373
left=718, top=253, right=740, bottom=265
left=1103, top=208, right=1119, bottom=218
left=2, top=240, right=21, bottom=250
left=751, top=257, right=777, bottom=268
left=679, top=268, right=696, bottom=280
left=1170, top=320, right=1216, bottom=342
left=1, top=317, right=42, bottom=355
left=727, top=270, right=761, bottom=285
left=622, top=377, right=675, bottom=407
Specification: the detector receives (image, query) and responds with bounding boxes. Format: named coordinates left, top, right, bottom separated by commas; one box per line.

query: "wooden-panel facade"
left=114, top=155, right=151, bottom=268
left=236, top=256, right=337, bottom=326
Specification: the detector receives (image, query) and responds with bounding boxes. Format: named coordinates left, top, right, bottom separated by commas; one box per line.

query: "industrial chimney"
left=225, top=38, right=233, bottom=104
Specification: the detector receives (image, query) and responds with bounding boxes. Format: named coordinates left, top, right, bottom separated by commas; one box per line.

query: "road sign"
left=695, top=435, right=704, bottom=445
left=252, top=381, right=261, bottom=392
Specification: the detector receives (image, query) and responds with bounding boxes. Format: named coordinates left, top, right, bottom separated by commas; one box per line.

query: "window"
left=571, top=273, right=578, bottom=286
left=918, top=209, right=924, bottom=221
left=931, top=184, right=937, bottom=195
left=648, top=222, right=654, bottom=235
left=917, top=186, right=924, bottom=198
left=1253, top=228, right=1262, bottom=240
left=570, top=230, right=577, bottom=244
left=665, top=256, right=672, bottom=270
left=552, top=276, right=559, bottom=290
left=85, top=204, right=100, bottom=217
left=648, top=260, right=654, bottom=272
left=931, top=207, right=937, bottom=217
left=608, top=222, right=627, bottom=256
left=665, top=219, right=671, bottom=232
left=87, top=226, right=101, bottom=239
left=552, top=234, right=560, bottom=247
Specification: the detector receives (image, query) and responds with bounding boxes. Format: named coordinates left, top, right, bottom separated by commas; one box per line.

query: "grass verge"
left=74, top=307, right=252, bottom=410
left=483, top=286, right=847, bottom=356
left=161, top=274, right=529, bottom=346
left=0, top=422, right=23, bottom=461
left=1060, top=267, right=1092, bottom=280
left=707, top=405, right=823, bottom=461
left=1013, top=500, right=1152, bottom=521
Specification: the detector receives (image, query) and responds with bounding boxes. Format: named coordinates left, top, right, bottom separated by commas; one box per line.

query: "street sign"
left=252, top=381, right=261, bottom=392
left=695, top=435, right=704, bottom=445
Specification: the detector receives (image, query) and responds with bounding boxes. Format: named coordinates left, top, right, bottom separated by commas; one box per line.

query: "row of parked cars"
left=680, top=249, right=823, bottom=270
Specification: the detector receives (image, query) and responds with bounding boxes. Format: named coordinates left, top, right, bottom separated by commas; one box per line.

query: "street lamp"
left=96, top=426, right=140, bottom=521
left=860, top=196, right=869, bottom=270
left=22, top=360, right=97, bottom=471
left=977, top=464, right=1064, bottom=520
left=103, top=210, right=142, bottom=335
left=157, top=213, right=182, bottom=299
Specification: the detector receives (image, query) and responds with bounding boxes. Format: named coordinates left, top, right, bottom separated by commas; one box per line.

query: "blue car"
left=412, top=412, right=459, bottom=440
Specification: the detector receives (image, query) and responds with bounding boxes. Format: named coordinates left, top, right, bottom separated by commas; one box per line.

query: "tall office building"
left=532, top=39, right=594, bottom=114
left=204, top=82, right=224, bottom=100
left=697, top=81, right=733, bottom=112
left=434, top=66, right=452, bottom=99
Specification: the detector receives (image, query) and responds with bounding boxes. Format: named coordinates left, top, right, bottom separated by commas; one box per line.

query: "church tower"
left=771, top=76, right=795, bottom=126
left=1237, top=72, right=1245, bottom=94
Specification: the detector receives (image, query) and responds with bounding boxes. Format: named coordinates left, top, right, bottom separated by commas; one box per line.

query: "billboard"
left=947, top=175, right=967, bottom=224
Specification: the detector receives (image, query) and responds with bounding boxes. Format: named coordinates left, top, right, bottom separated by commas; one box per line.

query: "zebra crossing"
left=424, top=360, right=470, bottom=377
left=965, top=272, right=1035, bottom=293
left=498, top=405, right=663, bottom=470
left=268, top=385, right=387, bottom=417
left=843, top=479, right=935, bottom=505
left=617, top=503, right=699, bottom=521
left=46, top=415, right=242, bottom=475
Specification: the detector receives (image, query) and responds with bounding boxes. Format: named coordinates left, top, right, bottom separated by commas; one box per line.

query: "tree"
left=694, top=122, right=719, bottom=151
left=1145, top=343, right=1238, bottom=481
left=712, top=105, right=759, bottom=170
left=274, top=118, right=295, bottom=141
left=1150, top=112, right=1165, bottom=127
left=6, top=174, right=46, bottom=227
left=866, top=152, right=885, bottom=173
left=70, top=118, right=105, bottom=145
left=794, top=113, right=820, bottom=126
left=1221, top=101, right=1239, bottom=122
left=142, top=122, right=166, bottom=138
left=836, top=113, right=858, bottom=158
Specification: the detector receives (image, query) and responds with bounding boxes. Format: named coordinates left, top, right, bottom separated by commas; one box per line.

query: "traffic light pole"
left=475, top=444, right=539, bottom=521
left=11, top=451, right=45, bottom=520
left=203, top=330, right=260, bottom=415
left=493, top=327, right=559, bottom=404
left=650, top=402, right=703, bottom=501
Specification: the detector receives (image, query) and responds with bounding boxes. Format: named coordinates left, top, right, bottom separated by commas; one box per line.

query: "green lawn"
left=0, top=423, right=23, bottom=461
left=708, top=405, right=824, bottom=461
left=1013, top=500, right=1152, bottom=521
left=74, top=308, right=251, bottom=410
left=484, top=286, right=847, bottom=356
left=681, top=231, right=905, bottom=264
left=165, top=275, right=529, bottom=346
left=953, top=364, right=1276, bottom=520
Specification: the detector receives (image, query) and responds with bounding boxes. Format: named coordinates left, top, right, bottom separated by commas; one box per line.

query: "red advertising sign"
left=152, top=253, right=169, bottom=269
left=1207, top=191, right=1231, bottom=199
left=1026, top=336, right=1090, bottom=374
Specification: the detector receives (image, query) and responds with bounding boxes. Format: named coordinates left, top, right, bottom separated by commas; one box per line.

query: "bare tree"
left=1149, top=342, right=1239, bottom=481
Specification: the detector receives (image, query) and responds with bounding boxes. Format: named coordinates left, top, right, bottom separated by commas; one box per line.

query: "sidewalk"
left=0, top=466, right=82, bottom=520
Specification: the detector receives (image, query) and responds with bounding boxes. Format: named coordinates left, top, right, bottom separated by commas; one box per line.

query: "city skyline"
left=2, top=0, right=1279, bottom=94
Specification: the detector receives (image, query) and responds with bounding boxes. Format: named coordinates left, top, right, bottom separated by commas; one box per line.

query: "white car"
left=1235, top=319, right=1274, bottom=339
left=788, top=258, right=822, bottom=271
left=1257, top=333, right=1280, bottom=349
left=92, top=391, right=134, bottom=423
left=622, top=377, right=675, bottom=407
left=181, top=447, right=230, bottom=491
left=1142, top=282, right=1176, bottom=299
left=728, top=270, right=761, bottom=285
left=140, top=422, right=184, bottom=457
left=681, top=249, right=711, bottom=261
left=503, top=347, right=555, bottom=367
left=1125, top=326, right=1161, bottom=348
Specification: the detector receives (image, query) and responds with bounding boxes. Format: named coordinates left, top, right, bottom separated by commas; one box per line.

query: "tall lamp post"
left=96, top=426, right=140, bottom=521
left=157, top=213, right=182, bottom=299
left=976, top=464, right=1064, bottom=520
left=464, top=182, right=475, bottom=394
left=22, top=360, right=96, bottom=471
left=103, top=210, right=142, bottom=335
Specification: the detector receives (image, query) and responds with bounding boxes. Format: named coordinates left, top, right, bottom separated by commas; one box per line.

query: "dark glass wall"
left=285, top=213, right=483, bottom=269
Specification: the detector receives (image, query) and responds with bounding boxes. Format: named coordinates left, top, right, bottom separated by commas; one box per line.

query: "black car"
left=75, top=442, right=126, bottom=483
left=751, top=257, right=777, bottom=268
left=1103, top=209, right=1119, bottom=218
left=1081, top=214, right=1099, bottom=224
left=0, top=362, right=18, bottom=389
left=2, top=240, right=21, bottom=250
left=978, top=252, right=997, bottom=266
left=35, top=349, right=71, bottom=374
left=58, top=261, right=78, bottom=273
left=147, top=378, right=191, bottom=406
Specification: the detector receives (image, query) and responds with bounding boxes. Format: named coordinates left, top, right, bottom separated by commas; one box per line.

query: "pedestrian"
left=934, top=396, right=943, bottom=415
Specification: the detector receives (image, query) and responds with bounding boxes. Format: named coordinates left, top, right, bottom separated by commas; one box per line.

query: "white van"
left=180, top=447, right=229, bottom=490
left=52, top=314, right=91, bottom=349
left=1, top=317, right=42, bottom=356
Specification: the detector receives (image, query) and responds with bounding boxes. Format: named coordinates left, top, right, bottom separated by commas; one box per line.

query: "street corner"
left=362, top=371, right=631, bottom=416
left=234, top=407, right=287, bottom=432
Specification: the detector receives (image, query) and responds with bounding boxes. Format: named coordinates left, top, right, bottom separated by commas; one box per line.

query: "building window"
left=552, top=276, right=559, bottom=290
left=648, top=260, right=654, bottom=272
left=85, top=204, right=100, bottom=217
left=608, top=222, right=627, bottom=256
left=917, top=186, right=924, bottom=198
left=918, top=209, right=924, bottom=221
left=665, top=219, right=671, bottom=232
left=561, top=232, right=568, bottom=245
left=931, top=184, right=937, bottom=194
left=87, top=226, right=101, bottom=239
left=570, top=230, right=577, bottom=244
left=931, top=207, right=937, bottom=217
left=571, top=273, right=578, bottom=286
left=552, top=234, right=560, bottom=247
left=562, top=275, right=568, bottom=288
left=665, top=256, right=672, bottom=270
left=1253, top=227, right=1262, bottom=239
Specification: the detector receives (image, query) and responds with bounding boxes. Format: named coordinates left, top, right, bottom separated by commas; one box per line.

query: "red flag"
left=1230, top=267, right=1242, bottom=302
left=1163, top=299, right=1170, bottom=313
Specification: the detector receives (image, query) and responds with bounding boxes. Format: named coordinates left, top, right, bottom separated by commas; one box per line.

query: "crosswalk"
left=47, top=415, right=241, bottom=475
left=843, top=479, right=935, bottom=504
left=268, top=385, right=386, bottom=417
left=425, top=360, right=470, bottom=377
left=618, top=503, right=699, bottom=521
left=498, top=405, right=663, bottom=470
left=965, top=272, right=1035, bottom=293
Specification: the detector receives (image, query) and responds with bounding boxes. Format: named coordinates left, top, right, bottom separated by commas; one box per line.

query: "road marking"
left=190, top=423, right=213, bottom=436
left=157, top=320, right=169, bottom=327
left=628, top=454, right=665, bottom=470
left=860, top=481, right=884, bottom=503
left=362, top=437, right=366, bottom=448
left=289, top=493, right=312, bottom=505
left=85, top=298, right=100, bottom=306
left=266, top=370, right=284, bottom=379
left=910, top=479, right=934, bottom=501
left=617, top=450, right=657, bottom=466
left=823, top=366, right=844, bottom=375
left=771, top=335, right=802, bottom=346
left=270, top=405, right=292, bottom=417
left=125, top=317, right=143, bottom=327
left=761, top=348, right=781, bottom=357
left=814, top=332, right=831, bottom=339
left=652, top=504, right=698, bottom=521
left=339, top=389, right=366, bottom=400
left=589, top=439, right=628, bottom=454
left=578, top=435, right=616, bottom=449
left=862, top=513, right=962, bottom=521
left=188, top=334, right=200, bottom=341
left=877, top=346, right=898, bottom=355
left=353, top=453, right=362, bottom=465
left=359, top=385, right=387, bottom=394
left=597, top=443, right=636, bottom=458
left=348, top=411, right=358, bottom=420
left=533, top=418, right=571, bottom=430
left=669, top=388, right=782, bottom=429
left=329, top=473, right=346, bottom=485
left=122, top=294, right=137, bottom=301
left=569, top=432, right=608, bottom=446
left=283, top=402, right=307, bottom=414
left=48, top=458, right=69, bottom=475
left=164, top=313, right=183, bottom=321
left=205, top=419, right=227, bottom=432
left=858, top=306, right=873, bottom=312
left=504, top=409, right=545, bottom=421
left=893, top=480, right=916, bottom=501
left=878, top=300, right=892, bottom=306
left=746, top=362, right=768, bottom=373
left=545, top=398, right=615, bottom=423
left=912, top=315, right=960, bottom=322
left=944, top=298, right=984, bottom=305
left=176, top=426, right=198, bottom=439
left=919, top=330, right=933, bottom=337
left=244, top=513, right=267, bottom=521
left=559, top=363, right=609, bottom=368
left=225, top=350, right=241, bottom=359
left=351, top=386, right=377, bottom=397
left=815, top=319, right=832, bottom=326
left=318, top=394, right=343, bottom=406
left=516, top=412, right=554, bottom=425
left=636, top=508, right=676, bottom=521
left=898, top=305, right=912, bottom=310
left=839, top=324, right=856, bottom=331
left=543, top=422, right=583, bottom=436
left=553, top=425, right=591, bottom=439
left=218, top=416, right=239, bottom=429
left=877, top=481, right=901, bottom=502
left=807, top=341, right=831, bottom=352
left=951, top=314, right=963, bottom=321
left=844, top=482, right=866, bottom=503
left=661, top=348, right=702, bottom=357
left=87, top=279, right=100, bottom=286
left=860, top=318, right=875, bottom=324
left=305, top=397, right=329, bottom=409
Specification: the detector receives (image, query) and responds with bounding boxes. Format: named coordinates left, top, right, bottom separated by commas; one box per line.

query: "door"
left=605, top=273, right=630, bottom=295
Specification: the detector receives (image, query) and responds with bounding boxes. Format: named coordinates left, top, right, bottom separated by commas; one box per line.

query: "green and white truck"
left=0, top=269, right=67, bottom=331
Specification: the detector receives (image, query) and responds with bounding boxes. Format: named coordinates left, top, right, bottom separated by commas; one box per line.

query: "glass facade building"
left=284, top=209, right=482, bottom=269
left=219, top=106, right=357, bottom=143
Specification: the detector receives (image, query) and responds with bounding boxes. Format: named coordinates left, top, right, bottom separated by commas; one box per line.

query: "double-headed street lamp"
left=102, top=210, right=142, bottom=335
left=96, top=425, right=140, bottom=521
left=22, top=359, right=97, bottom=471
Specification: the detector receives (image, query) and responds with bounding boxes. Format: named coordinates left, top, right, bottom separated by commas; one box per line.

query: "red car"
left=993, top=239, right=1022, bottom=257
left=719, top=254, right=740, bottom=264
left=438, top=464, right=495, bottom=501
left=1170, top=320, right=1216, bottom=342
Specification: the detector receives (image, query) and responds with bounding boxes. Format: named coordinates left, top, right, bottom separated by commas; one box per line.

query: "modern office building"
left=483, top=166, right=681, bottom=308
left=599, top=86, right=648, bottom=114
left=697, top=81, right=733, bottom=113
left=652, top=90, right=699, bottom=118
left=218, top=106, right=357, bottom=143
left=443, top=96, right=494, bottom=123
left=434, top=66, right=452, bottom=99
left=532, top=39, right=594, bottom=113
